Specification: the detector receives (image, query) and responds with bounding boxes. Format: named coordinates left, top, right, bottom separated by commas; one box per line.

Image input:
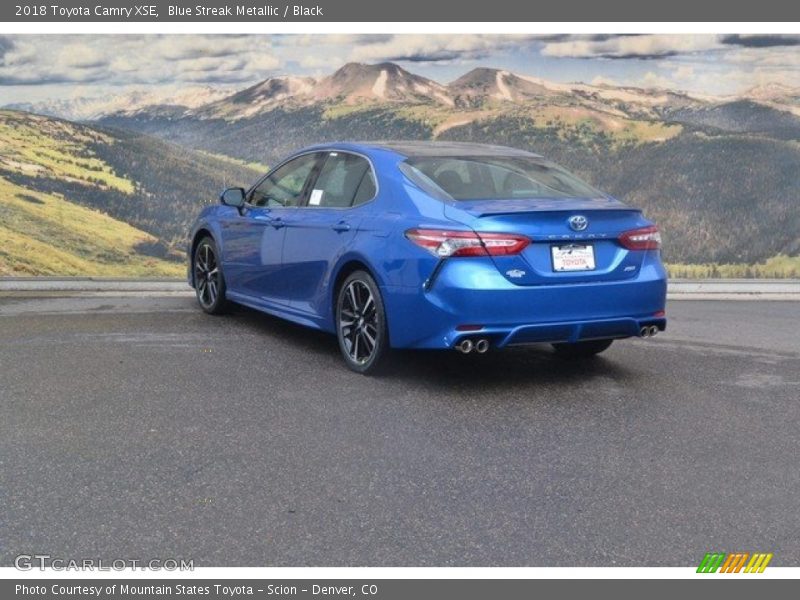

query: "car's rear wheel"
left=336, top=271, right=388, bottom=375
left=193, top=236, right=228, bottom=315
left=551, top=339, right=613, bottom=358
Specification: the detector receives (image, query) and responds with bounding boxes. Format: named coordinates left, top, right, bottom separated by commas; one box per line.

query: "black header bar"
left=3, top=0, right=800, bottom=22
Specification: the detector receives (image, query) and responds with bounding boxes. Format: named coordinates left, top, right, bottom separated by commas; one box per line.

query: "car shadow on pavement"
left=229, top=303, right=636, bottom=389
left=383, top=347, right=635, bottom=390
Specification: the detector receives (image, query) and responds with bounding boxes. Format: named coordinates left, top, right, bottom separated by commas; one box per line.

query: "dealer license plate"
left=551, top=244, right=596, bottom=272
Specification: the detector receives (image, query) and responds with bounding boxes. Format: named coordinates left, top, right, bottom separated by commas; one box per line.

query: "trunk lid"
left=444, top=197, right=653, bottom=285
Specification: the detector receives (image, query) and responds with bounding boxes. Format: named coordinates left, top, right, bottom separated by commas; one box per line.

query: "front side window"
left=307, top=152, right=376, bottom=208
left=249, top=153, right=320, bottom=208
left=401, top=155, right=602, bottom=201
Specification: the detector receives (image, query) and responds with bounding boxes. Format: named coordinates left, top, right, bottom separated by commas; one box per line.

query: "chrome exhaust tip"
left=640, top=326, right=650, bottom=338
left=475, top=339, right=490, bottom=354
left=648, top=325, right=659, bottom=337
left=457, top=339, right=474, bottom=354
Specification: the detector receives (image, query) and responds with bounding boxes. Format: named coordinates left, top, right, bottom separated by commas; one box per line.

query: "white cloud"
left=348, top=34, right=534, bottom=63
left=57, top=44, right=108, bottom=69
left=296, top=54, right=342, bottom=69
left=726, top=47, right=800, bottom=68
left=245, top=54, right=282, bottom=72
left=542, top=34, right=722, bottom=59
left=590, top=75, right=619, bottom=86
left=0, top=35, right=285, bottom=88
left=151, top=36, right=255, bottom=61
left=672, top=65, right=695, bottom=80
left=640, top=71, right=676, bottom=89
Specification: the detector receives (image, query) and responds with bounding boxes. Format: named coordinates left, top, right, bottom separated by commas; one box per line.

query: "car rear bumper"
left=381, top=256, right=667, bottom=349
left=457, top=315, right=666, bottom=349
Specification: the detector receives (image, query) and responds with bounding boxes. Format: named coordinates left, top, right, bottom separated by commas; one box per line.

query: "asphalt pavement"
left=0, top=294, right=798, bottom=566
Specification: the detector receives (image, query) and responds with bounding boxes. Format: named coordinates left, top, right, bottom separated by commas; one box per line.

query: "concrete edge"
left=1, top=278, right=799, bottom=300
left=0, top=279, right=190, bottom=292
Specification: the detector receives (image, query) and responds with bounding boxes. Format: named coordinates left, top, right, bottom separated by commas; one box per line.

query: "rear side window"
left=401, top=155, right=601, bottom=201
left=308, top=152, right=376, bottom=208
left=352, top=170, right=377, bottom=206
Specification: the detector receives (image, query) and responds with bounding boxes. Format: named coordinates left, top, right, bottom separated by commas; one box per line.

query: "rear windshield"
left=400, top=155, right=602, bottom=201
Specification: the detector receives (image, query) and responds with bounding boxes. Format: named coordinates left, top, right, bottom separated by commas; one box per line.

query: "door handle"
left=332, top=221, right=351, bottom=232
left=270, top=217, right=286, bottom=229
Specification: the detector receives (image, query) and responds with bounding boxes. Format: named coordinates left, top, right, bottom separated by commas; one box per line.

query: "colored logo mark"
left=697, top=552, right=773, bottom=573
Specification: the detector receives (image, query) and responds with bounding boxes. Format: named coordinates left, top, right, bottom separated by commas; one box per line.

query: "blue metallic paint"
left=188, top=142, right=667, bottom=350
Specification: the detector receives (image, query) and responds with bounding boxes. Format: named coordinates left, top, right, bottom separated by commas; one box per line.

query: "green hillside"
left=0, top=178, right=180, bottom=276
left=666, top=254, right=800, bottom=279
left=0, top=110, right=261, bottom=276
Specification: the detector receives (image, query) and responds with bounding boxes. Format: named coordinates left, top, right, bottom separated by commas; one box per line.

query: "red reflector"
left=456, top=324, right=484, bottom=332
left=653, top=310, right=666, bottom=318
left=406, top=228, right=530, bottom=258
left=619, top=225, right=661, bottom=251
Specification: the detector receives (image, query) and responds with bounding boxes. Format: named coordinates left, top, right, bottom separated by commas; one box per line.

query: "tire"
left=551, top=339, right=613, bottom=358
left=193, top=236, right=228, bottom=315
left=336, top=270, right=389, bottom=374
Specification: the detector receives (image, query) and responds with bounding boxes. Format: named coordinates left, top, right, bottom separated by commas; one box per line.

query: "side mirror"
left=220, top=187, right=246, bottom=208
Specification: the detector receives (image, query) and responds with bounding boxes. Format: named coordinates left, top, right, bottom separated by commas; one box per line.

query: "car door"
left=281, top=151, right=378, bottom=317
left=219, top=152, right=323, bottom=303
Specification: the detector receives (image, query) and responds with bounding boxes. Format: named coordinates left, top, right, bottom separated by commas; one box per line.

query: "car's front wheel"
left=193, top=236, right=228, bottom=315
left=336, top=271, right=389, bottom=374
left=551, top=339, right=613, bottom=358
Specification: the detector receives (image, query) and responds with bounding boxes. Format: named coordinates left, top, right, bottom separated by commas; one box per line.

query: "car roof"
left=307, top=141, right=543, bottom=159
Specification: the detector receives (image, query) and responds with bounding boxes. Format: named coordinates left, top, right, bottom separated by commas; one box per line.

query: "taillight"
left=405, top=229, right=530, bottom=258
left=619, top=226, right=661, bottom=250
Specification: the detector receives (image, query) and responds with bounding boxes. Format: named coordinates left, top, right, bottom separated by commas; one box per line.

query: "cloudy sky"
left=1, top=34, right=799, bottom=104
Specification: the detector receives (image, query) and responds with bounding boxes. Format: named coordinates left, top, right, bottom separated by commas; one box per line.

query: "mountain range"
left=5, top=85, right=233, bottom=122
left=15, top=62, right=800, bottom=122
left=2, top=62, right=799, bottom=275
left=93, top=62, right=800, bottom=148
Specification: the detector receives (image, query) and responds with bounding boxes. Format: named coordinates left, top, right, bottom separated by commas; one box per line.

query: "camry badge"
left=568, top=215, right=589, bottom=231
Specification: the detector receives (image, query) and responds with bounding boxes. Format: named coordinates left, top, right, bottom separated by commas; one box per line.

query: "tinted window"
left=308, top=152, right=375, bottom=208
left=352, top=170, right=377, bottom=206
left=401, top=156, right=601, bottom=201
left=250, top=153, right=319, bottom=207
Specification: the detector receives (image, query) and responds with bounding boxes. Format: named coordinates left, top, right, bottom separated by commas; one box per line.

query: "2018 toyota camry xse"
left=188, top=141, right=667, bottom=374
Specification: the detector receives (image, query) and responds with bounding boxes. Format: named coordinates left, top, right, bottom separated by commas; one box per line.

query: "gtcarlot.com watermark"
left=14, top=554, right=194, bottom=571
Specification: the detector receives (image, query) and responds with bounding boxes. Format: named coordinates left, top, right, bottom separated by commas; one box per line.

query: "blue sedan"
left=188, top=141, right=667, bottom=373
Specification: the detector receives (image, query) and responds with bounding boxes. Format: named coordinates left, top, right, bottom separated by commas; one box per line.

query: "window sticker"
left=309, top=189, right=324, bottom=206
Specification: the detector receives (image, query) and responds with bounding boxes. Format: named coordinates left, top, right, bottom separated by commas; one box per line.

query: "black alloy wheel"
left=193, top=237, right=228, bottom=315
left=336, top=271, right=389, bottom=374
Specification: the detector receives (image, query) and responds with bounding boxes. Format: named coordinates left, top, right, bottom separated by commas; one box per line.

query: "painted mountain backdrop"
left=2, top=62, right=799, bottom=276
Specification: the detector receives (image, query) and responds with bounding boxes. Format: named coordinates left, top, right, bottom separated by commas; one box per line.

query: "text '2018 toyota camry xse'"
left=188, top=141, right=667, bottom=374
